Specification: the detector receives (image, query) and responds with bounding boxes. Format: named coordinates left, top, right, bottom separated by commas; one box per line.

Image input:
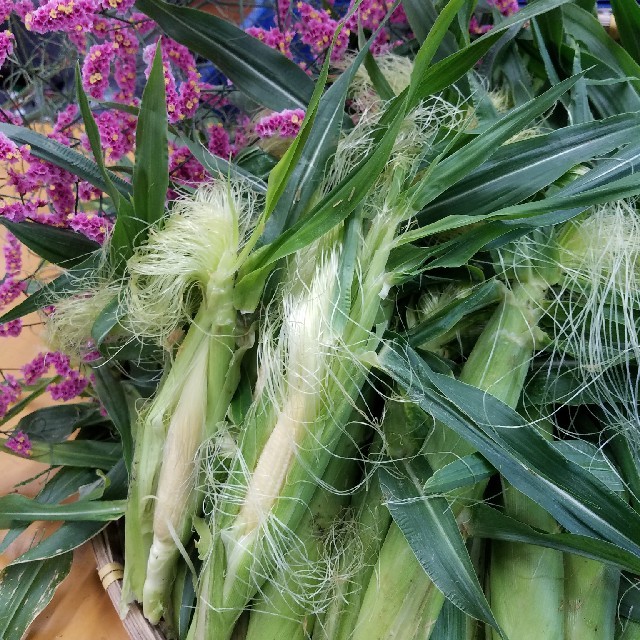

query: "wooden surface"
left=0, top=227, right=129, bottom=640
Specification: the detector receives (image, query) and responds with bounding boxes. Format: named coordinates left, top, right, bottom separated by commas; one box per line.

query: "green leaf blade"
left=0, top=554, right=72, bottom=639
left=0, top=123, right=131, bottom=198
left=380, top=459, right=503, bottom=634
left=0, top=219, right=99, bottom=267
left=135, top=0, right=313, bottom=112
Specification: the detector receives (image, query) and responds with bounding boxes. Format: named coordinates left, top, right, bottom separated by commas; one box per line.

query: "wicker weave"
left=92, top=528, right=166, bottom=640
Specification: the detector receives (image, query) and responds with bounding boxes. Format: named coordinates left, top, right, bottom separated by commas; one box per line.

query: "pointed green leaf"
left=0, top=494, right=124, bottom=528
left=409, top=74, right=581, bottom=210
left=135, top=0, right=313, bottom=112
left=557, top=141, right=640, bottom=195
left=378, top=342, right=640, bottom=557
left=403, top=0, right=458, bottom=52
left=410, top=0, right=468, bottom=78
left=421, top=113, right=640, bottom=221
left=262, top=13, right=393, bottom=243
left=10, top=522, right=109, bottom=564
left=75, top=64, right=122, bottom=207
left=468, top=504, right=640, bottom=574
left=17, top=439, right=122, bottom=469
left=90, top=295, right=124, bottom=347
left=0, top=219, right=99, bottom=267
left=91, top=365, right=133, bottom=475
left=0, top=553, right=72, bottom=639
left=379, top=458, right=503, bottom=634
left=133, top=41, right=168, bottom=232
left=261, top=36, right=336, bottom=224
left=423, top=454, right=495, bottom=495
left=0, top=123, right=131, bottom=198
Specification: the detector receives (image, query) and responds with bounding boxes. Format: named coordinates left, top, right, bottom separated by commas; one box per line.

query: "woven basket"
left=92, top=527, right=165, bottom=640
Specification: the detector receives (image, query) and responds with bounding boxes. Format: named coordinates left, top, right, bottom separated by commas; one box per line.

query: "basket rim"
left=92, top=525, right=166, bottom=640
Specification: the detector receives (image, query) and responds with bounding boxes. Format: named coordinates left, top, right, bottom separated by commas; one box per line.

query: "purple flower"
left=25, top=0, right=98, bottom=35
left=81, top=42, right=116, bottom=100
left=0, top=319, right=22, bottom=337
left=0, top=131, right=21, bottom=163
left=0, top=29, right=14, bottom=68
left=48, top=370, right=89, bottom=401
left=3, top=232, right=22, bottom=276
left=0, top=277, right=27, bottom=309
left=67, top=211, right=113, bottom=244
left=0, top=375, right=22, bottom=419
left=208, top=123, right=232, bottom=159
left=255, top=109, right=305, bottom=139
left=22, top=352, right=49, bottom=385
left=5, top=430, right=32, bottom=457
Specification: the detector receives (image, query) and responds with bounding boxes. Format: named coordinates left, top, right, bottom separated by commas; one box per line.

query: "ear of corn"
left=121, top=183, right=247, bottom=623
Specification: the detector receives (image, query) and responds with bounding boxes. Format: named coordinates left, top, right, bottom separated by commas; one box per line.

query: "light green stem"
left=564, top=555, right=619, bottom=640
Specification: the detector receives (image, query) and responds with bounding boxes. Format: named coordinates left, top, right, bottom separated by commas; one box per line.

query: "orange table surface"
left=1, top=226, right=129, bottom=640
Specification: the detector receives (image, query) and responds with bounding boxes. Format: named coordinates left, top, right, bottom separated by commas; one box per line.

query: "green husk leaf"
left=261, top=32, right=336, bottom=224
left=430, top=598, right=469, bottom=639
left=234, top=92, right=408, bottom=309
left=5, top=461, right=126, bottom=564
left=377, top=342, right=640, bottom=556
left=402, top=0, right=457, bottom=53
left=562, top=3, right=640, bottom=93
left=379, top=457, right=503, bottom=635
